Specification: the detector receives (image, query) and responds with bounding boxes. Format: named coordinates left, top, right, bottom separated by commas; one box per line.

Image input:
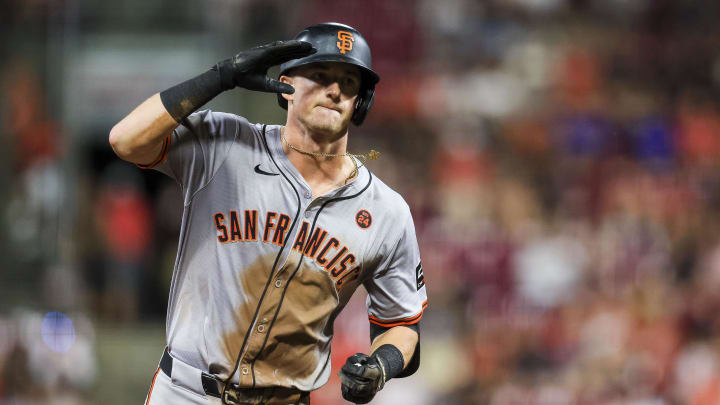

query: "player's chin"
left=306, top=114, right=350, bottom=136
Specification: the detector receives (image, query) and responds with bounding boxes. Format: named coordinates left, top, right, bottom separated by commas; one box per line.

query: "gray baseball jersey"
left=142, top=109, right=427, bottom=392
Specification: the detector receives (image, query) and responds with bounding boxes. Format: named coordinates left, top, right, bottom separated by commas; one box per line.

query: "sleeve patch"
left=416, top=262, right=425, bottom=291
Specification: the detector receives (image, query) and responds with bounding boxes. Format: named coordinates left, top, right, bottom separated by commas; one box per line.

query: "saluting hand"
left=216, top=40, right=316, bottom=94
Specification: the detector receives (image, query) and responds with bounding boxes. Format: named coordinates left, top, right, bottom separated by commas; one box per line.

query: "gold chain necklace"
left=281, top=127, right=380, bottom=184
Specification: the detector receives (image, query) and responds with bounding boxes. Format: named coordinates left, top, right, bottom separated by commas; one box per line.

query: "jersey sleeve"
left=138, top=109, right=248, bottom=204
left=364, top=209, right=428, bottom=328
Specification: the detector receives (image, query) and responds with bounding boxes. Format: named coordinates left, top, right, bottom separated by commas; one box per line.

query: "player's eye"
left=341, top=77, right=360, bottom=94
left=311, top=71, right=327, bottom=82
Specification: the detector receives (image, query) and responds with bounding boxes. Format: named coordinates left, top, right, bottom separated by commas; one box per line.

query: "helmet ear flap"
left=351, top=86, right=375, bottom=126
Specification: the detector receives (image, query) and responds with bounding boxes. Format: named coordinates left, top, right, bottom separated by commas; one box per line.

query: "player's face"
left=282, top=63, right=361, bottom=138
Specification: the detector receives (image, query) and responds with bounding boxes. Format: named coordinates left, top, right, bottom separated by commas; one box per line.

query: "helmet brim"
left=279, top=54, right=380, bottom=87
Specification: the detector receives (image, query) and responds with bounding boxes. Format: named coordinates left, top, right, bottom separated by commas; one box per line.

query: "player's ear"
left=279, top=75, right=294, bottom=104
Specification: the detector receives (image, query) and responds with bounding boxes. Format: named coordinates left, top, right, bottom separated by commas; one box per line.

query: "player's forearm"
left=110, top=42, right=313, bottom=166
left=110, top=64, right=226, bottom=165
left=109, top=93, right=178, bottom=165
left=370, top=325, right=418, bottom=368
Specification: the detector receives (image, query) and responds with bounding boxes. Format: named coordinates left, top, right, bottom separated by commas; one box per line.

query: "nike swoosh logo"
left=254, top=164, right=279, bottom=176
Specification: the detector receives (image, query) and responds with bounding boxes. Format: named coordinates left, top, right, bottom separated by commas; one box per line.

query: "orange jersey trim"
left=137, top=135, right=171, bottom=169
left=145, top=368, right=161, bottom=405
left=368, top=301, right=428, bottom=327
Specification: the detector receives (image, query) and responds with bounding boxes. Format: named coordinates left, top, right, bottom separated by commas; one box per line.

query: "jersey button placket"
left=305, top=201, right=315, bottom=218
left=243, top=299, right=280, bottom=380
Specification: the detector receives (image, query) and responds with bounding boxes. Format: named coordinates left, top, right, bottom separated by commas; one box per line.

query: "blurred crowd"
left=4, top=0, right=720, bottom=404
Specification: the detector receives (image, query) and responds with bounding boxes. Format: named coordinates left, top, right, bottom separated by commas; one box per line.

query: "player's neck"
left=280, top=124, right=356, bottom=194
left=283, top=120, right=349, bottom=156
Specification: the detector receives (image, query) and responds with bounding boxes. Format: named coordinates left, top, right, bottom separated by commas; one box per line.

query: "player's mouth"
left=316, top=104, right=342, bottom=113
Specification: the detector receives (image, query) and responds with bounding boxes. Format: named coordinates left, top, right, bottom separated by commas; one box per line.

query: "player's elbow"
left=109, top=124, right=132, bottom=160
left=109, top=123, right=151, bottom=162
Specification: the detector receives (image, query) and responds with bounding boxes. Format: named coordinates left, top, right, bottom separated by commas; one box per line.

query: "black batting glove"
left=215, top=40, right=316, bottom=94
left=338, top=353, right=386, bottom=404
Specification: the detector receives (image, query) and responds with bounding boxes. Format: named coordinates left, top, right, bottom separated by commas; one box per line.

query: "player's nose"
left=325, top=80, right=341, bottom=100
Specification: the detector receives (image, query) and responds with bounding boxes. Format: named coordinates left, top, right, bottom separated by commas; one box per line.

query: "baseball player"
left=109, top=22, right=427, bottom=405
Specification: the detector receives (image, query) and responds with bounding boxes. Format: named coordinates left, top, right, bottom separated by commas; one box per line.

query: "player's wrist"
left=371, top=344, right=404, bottom=384
left=215, top=58, right=237, bottom=91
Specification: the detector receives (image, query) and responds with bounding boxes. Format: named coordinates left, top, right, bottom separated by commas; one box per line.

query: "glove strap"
left=372, top=345, right=404, bottom=386
left=375, top=356, right=387, bottom=390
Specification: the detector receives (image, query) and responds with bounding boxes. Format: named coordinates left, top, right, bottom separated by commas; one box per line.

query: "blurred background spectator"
left=4, top=0, right=720, bottom=403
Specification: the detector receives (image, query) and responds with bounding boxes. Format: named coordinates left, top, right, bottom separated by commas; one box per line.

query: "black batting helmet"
left=277, top=22, right=380, bottom=126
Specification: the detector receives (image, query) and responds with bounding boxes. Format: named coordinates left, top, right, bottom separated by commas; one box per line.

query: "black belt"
left=160, top=349, right=222, bottom=397
left=159, top=349, right=310, bottom=404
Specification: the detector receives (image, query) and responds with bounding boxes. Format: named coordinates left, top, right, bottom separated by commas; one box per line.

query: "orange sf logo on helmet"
left=336, top=31, right=354, bottom=54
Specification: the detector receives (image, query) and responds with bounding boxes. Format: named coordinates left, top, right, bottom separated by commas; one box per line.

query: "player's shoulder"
left=186, top=109, right=256, bottom=130
left=180, top=110, right=268, bottom=143
left=365, top=170, right=412, bottom=220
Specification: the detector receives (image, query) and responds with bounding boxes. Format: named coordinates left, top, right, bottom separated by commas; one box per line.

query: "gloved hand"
left=215, top=40, right=316, bottom=94
left=338, top=353, right=385, bottom=404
